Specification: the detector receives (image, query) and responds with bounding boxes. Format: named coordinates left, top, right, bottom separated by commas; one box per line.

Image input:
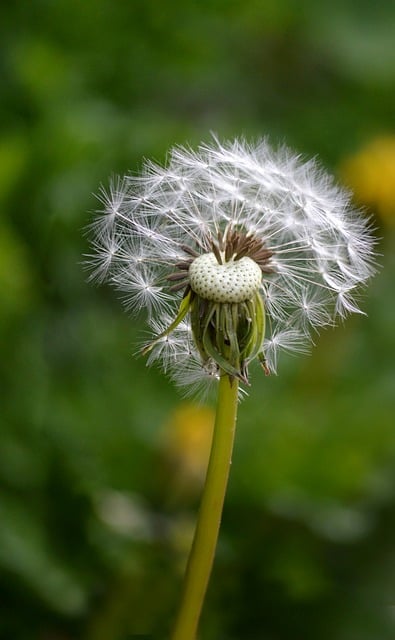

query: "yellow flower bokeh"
left=161, top=403, right=215, bottom=485
left=341, top=135, right=395, bottom=224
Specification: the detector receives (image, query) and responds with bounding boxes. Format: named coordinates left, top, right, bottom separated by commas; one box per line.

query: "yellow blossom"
left=341, top=136, right=395, bottom=224
left=161, top=403, right=215, bottom=485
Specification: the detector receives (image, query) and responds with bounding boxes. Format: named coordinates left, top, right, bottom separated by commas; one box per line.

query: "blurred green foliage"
left=1, top=1, right=395, bottom=638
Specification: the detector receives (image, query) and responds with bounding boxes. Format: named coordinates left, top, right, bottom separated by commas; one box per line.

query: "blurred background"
left=1, top=1, right=395, bottom=638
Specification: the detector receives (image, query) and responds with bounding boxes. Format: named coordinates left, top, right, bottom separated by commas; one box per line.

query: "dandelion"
left=86, top=136, right=376, bottom=639
left=87, top=137, right=375, bottom=388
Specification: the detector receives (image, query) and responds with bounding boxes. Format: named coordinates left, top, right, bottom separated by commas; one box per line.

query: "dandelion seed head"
left=86, top=136, right=376, bottom=394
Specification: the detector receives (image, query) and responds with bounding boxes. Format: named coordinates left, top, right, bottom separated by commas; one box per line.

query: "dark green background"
left=1, top=1, right=395, bottom=638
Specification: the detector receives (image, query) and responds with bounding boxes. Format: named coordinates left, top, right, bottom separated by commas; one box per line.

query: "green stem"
left=171, top=374, right=239, bottom=640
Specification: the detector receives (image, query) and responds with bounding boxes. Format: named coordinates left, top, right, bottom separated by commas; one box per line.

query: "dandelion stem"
left=171, top=373, right=239, bottom=640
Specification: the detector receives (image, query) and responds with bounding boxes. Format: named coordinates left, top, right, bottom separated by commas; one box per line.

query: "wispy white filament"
left=87, top=137, right=376, bottom=394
